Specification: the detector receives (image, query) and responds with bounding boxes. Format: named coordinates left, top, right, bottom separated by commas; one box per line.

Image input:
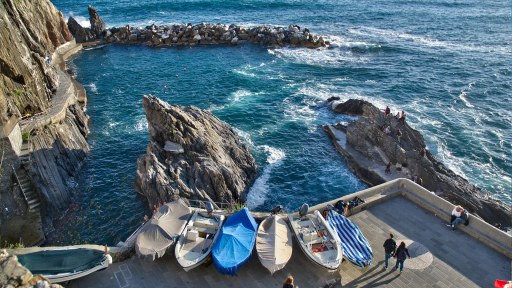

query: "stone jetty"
left=134, top=95, right=258, bottom=209
left=67, top=7, right=330, bottom=49
left=322, top=98, right=511, bottom=228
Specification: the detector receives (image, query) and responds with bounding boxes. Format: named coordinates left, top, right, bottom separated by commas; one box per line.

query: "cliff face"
left=1, top=0, right=90, bottom=245
left=328, top=99, right=511, bottom=227
left=134, top=95, right=257, bottom=208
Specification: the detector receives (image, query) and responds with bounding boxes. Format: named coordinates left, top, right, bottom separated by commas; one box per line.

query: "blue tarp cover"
left=212, top=207, right=258, bottom=276
left=327, top=210, right=373, bottom=269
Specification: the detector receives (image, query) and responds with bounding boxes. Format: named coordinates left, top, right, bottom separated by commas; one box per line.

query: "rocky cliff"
left=326, top=99, right=511, bottom=227
left=1, top=0, right=90, bottom=245
left=134, top=95, right=257, bottom=208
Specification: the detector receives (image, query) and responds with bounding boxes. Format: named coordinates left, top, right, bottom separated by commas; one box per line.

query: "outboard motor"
left=326, top=204, right=335, bottom=211
left=206, top=201, right=214, bottom=218
left=299, top=203, right=309, bottom=218
left=271, top=205, right=283, bottom=215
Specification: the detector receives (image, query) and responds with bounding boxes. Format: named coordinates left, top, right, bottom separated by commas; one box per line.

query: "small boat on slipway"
left=136, top=199, right=192, bottom=261
left=212, top=207, right=258, bottom=276
left=175, top=202, right=225, bottom=271
left=288, top=204, right=343, bottom=270
left=326, top=209, right=373, bottom=270
left=256, top=205, right=293, bottom=274
left=16, top=247, right=112, bottom=283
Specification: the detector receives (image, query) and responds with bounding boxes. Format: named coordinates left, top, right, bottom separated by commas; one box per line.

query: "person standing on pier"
left=393, top=241, right=411, bottom=274
left=383, top=233, right=396, bottom=270
left=283, top=275, right=294, bottom=288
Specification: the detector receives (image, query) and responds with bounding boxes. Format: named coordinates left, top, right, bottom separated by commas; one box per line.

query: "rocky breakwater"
left=323, top=99, right=511, bottom=228
left=134, top=95, right=258, bottom=208
left=1, top=0, right=90, bottom=246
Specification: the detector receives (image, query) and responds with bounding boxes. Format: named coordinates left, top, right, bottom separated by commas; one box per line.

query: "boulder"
left=231, top=37, right=239, bottom=45
left=128, top=34, right=138, bottom=42
left=134, top=95, right=258, bottom=207
left=238, top=33, right=249, bottom=40
left=88, top=5, right=105, bottom=38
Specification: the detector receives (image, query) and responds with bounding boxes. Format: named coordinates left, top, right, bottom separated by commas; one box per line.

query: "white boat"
left=256, top=211, right=293, bottom=274
left=16, top=247, right=112, bottom=283
left=175, top=204, right=225, bottom=272
left=288, top=204, right=343, bottom=270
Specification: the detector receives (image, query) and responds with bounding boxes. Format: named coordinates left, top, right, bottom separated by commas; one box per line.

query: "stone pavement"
left=69, top=197, right=510, bottom=288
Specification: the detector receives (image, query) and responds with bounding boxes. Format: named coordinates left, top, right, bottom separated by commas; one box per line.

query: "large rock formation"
left=325, top=99, right=511, bottom=227
left=67, top=5, right=105, bottom=43
left=0, top=249, right=64, bottom=288
left=134, top=95, right=257, bottom=208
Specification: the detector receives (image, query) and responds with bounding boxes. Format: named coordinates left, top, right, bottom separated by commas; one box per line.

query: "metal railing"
left=186, top=199, right=248, bottom=213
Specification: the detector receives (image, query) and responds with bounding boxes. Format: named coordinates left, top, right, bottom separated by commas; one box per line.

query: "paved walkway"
left=69, top=197, right=510, bottom=288
left=19, top=70, right=76, bottom=133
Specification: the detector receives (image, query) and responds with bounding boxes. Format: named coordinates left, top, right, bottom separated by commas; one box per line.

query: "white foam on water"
left=233, top=127, right=254, bottom=146
left=86, top=83, right=98, bottom=94
left=268, top=46, right=369, bottom=67
left=133, top=115, right=148, bottom=132
left=458, top=91, right=474, bottom=108
left=247, top=145, right=286, bottom=209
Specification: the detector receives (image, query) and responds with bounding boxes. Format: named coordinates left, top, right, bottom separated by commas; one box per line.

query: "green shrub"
left=22, top=133, right=29, bottom=141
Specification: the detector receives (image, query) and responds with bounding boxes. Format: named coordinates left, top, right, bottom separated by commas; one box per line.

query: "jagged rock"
left=67, top=17, right=94, bottom=43
left=134, top=95, right=257, bottom=208
left=88, top=5, right=105, bottom=37
left=231, top=37, right=239, bottom=45
left=327, top=99, right=512, bottom=227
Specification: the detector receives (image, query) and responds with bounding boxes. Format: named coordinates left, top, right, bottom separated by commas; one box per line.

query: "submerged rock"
left=325, top=99, right=511, bottom=228
left=134, top=95, right=257, bottom=208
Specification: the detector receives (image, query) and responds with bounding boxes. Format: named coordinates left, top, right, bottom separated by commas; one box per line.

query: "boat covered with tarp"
left=136, top=199, right=191, bottom=261
left=326, top=210, right=373, bottom=269
left=212, top=207, right=258, bottom=276
left=17, top=248, right=111, bottom=283
left=256, top=214, right=293, bottom=274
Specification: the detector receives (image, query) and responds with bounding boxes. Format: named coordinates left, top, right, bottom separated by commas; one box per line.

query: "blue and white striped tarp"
left=326, top=210, right=373, bottom=269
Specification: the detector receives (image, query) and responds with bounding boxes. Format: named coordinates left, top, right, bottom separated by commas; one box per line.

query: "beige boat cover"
left=136, top=199, right=191, bottom=261
left=256, top=215, right=293, bottom=274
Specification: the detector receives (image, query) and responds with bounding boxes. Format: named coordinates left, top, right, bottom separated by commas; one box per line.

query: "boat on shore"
left=256, top=205, right=293, bottom=274
left=135, top=199, right=192, bottom=261
left=175, top=202, right=225, bottom=272
left=326, top=209, right=373, bottom=269
left=288, top=204, right=343, bottom=270
left=16, top=247, right=112, bottom=283
left=212, top=207, right=258, bottom=276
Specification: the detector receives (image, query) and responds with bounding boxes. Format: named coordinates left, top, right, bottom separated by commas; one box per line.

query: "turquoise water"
left=51, top=0, right=511, bottom=245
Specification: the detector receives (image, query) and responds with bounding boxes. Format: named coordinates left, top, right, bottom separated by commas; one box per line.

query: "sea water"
left=50, top=0, right=511, bottom=245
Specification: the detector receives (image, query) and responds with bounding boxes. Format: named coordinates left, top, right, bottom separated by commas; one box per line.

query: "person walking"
left=393, top=241, right=411, bottom=274
left=385, top=162, right=392, bottom=174
left=383, top=233, right=396, bottom=270
left=283, top=275, right=294, bottom=288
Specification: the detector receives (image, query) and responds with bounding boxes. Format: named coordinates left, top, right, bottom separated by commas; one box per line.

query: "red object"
left=312, top=246, right=329, bottom=253
left=495, top=280, right=511, bottom=288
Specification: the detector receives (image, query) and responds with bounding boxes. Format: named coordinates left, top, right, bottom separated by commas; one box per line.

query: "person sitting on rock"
left=385, top=162, right=392, bottom=174
left=399, top=111, right=406, bottom=123
left=382, top=125, right=387, bottom=133
left=384, top=106, right=390, bottom=118
left=418, top=178, right=423, bottom=186
left=395, top=112, right=401, bottom=119
left=384, top=126, right=391, bottom=134
left=397, top=128, right=402, bottom=143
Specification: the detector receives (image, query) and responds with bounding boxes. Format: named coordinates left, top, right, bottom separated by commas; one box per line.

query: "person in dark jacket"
left=393, top=241, right=411, bottom=274
left=385, top=162, right=392, bottom=174
left=283, top=275, right=294, bottom=288
left=383, top=233, right=396, bottom=269
left=384, top=106, right=390, bottom=118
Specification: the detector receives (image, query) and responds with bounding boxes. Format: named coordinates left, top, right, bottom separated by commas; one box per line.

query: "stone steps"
left=14, top=165, right=41, bottom=213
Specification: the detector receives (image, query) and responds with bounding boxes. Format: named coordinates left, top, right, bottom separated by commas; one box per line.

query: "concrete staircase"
left=14, top=142, right=41, bottom=212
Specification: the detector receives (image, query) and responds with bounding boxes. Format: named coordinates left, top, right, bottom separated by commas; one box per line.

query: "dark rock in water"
left=134, top=95, right=258, bottom=208
left=88, top=5, right=105, bottom=38
left=326, top=96, right=340, bottom=102
left=327, top=99, right=511, bottom=227
left=67, top=17, right=94, bottom=43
